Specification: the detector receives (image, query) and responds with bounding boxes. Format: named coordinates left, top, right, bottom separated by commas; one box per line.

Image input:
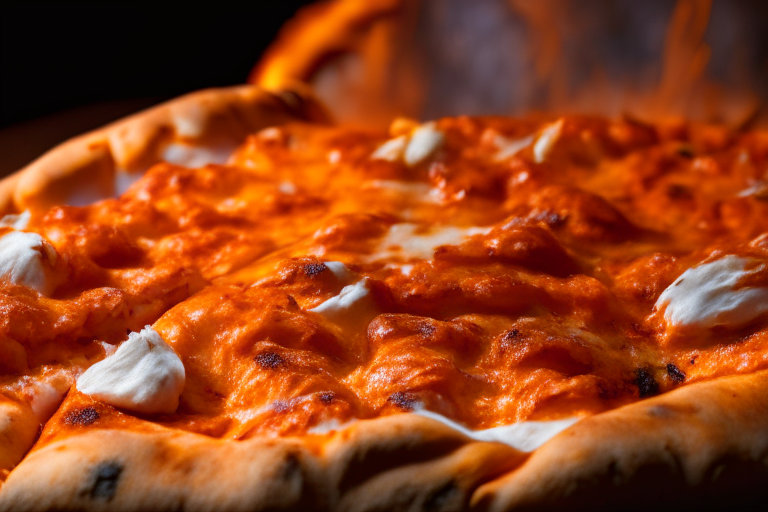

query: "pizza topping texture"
left=0, top=211, right=31, bottom=230
left=6, top=114, right=768, bottom=481
left=75, top=326, right=185, bottom=414
left=413, top=408, right=579, bottom=452
left=0, top=231, right=57, bottom=294
left=656, top=255, right=768, bottom=332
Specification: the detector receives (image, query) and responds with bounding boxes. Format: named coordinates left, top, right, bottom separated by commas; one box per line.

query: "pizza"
left=1, top=80, right=768, bottom=511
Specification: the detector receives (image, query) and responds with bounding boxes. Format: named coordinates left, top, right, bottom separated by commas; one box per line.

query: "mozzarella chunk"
left=0, top=211, right=30, bottom=230
left=371, top=122, right=445, bottom=167
left=324, top=261, right=354, bottom=282
left=162, top=143, right=232, bottom=168
left=533, top=119, right=564, bottom=163
left=76, top=326, right=186, bottom=415
left=371, top=135, right=408, bottom=162
left=370, top=223, right=491, bottom=262
left=0, top=231, right=57, bottom=294
left=278, top=181, right=297, bottom=195
left=404, top=122, right=445, bottom=166
left=493, top=134, right=534, bottom=161
left=309, top=279, right=372, bottom=322
left=413, top=409, right=579, bottom=451
left=656, top=255, right=768, bottom=330
left=365, top=180, right=443, bottom=204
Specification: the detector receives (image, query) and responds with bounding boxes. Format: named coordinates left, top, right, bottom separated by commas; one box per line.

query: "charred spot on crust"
left=302, top=262, right=327, bottom=278
left=65, top=407, right=100, bottom=426
left=280, top=452, right=302, bottom=482
left=255, top=351, right=285, bottom=369
left=318, top=392, right=335, bottom=405
left=534, top=210, right=568, bottom=228
left=387, top=391, right=417, bottom=411
left=502, top=329, right=521, bottom=342
left=666, top=363, right=686, bottom=383
left=88, top=461, right=123, bottom=500
left=424, top=480, right=460, bottom=511
left=418, top=322, right=437, bottom=337
left=635, top=368, right=659, bottom=398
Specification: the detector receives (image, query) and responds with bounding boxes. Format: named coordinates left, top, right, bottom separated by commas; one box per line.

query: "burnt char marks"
left=666, top=363, right=686, bottom=383
left=318, top=391, right=335, bottom=405
left=635, top=368, right=660, bottom=398
left=255, top=351, right=286, bottom=369
left=302, top=262, right=327, bottom=278
left=86, top=461, right=123, bottom=501
left=526, top=185, right=639, bottom=242
left=388, top=391, right=418, bottom=411
left=65, top=407, right=100, bottom=426
left=423, top=480, right=461, bottom=511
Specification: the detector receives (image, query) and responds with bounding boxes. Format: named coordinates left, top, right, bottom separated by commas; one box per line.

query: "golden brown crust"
left=3, top=372, right=768, bottom=511
left=0, top=399, right=38, bottom=481
left=473, top=369, right=768, bottom=510
left=0, top=414, right=524, bottom=511
left=0, top=85, right=329, bottom=214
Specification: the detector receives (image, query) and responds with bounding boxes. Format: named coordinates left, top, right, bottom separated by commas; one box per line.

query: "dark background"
left=0, top=1, right=315, bottom=174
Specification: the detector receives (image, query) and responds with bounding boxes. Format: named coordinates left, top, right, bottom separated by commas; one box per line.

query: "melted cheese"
left=413, top=409, right=579, bottom=452
left=404, top=122, right=444, bottom=166
left=76, top=326, right=185, bottom=415
left=324, top=261, right=354, bottom=282
left=493, top=134, right=534, bottom=161
left=0, top=211, right=30, bottom=230
left=371, top=122, right=444, bottom=167
left=656, top=255, right=768, bottom=330
left=533, top=119, right=564, bottom=163
left=364, top=180, right=443, bottom=204
left=309, top=279, right=372, bottom=321
left=0, top=231, right=56, bottom=294
left=369, top=223, right=491, bottom=262
left=371, top=135, right=407, bottom=162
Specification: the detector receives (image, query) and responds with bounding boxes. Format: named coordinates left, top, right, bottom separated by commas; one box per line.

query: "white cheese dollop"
left=371, top=122, right=444, bottom=167
left=0, top=211, right=31, bottom=230
left=369, top=223, right=491, bottom=262
left=0, top=231, right=57, bottom=294
left=414, top=409, right=579, bottom=452
left=324, top=261, right=354, bottom=282
left=371, top=135, right=408, bottom=162
left=493, top=134, right=535, bottom=161
left=76, top=326, right=186, bottom=415
left=364, top=180, right=443, bottom=204
left=404, top=122, right=445, bottom=167
left=309, top=279, right=372, bottom=322
left=533, top=119, right=564, bottom=164
left=655, top=255, right=768, bottom=330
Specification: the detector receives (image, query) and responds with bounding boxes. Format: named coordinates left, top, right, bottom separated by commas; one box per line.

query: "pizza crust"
left=0, top=84, right=329, bottom=214
left=2, top=371, right=768, bottom=511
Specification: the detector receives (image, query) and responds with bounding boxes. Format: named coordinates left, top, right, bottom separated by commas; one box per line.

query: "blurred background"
left=0, top=1, right=314, bottom=176
left=3, top=0, right=768, bottom=176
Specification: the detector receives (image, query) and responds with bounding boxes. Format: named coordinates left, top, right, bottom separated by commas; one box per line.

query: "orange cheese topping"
left=7, top=115, right=768, bottom=448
